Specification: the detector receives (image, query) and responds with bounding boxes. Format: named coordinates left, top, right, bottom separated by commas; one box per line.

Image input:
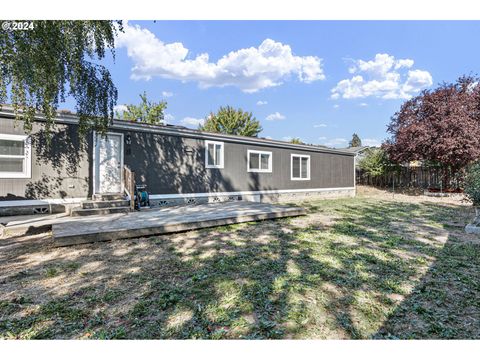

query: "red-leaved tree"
left=383, top=76, right=480, bottom=187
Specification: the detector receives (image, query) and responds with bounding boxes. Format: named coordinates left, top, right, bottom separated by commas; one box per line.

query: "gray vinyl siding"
left=0, top=118, right=91, bottom=200
left=123, top=131, right=354, bottom=195
left=0, top=116, right=354, bottom=200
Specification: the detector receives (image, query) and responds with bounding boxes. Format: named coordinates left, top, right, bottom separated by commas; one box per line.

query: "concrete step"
left=70, top=206, right=130, bottom=217
left=92, top=193, right=125, bottom=201
left=81, top=199, right=130, bottom=209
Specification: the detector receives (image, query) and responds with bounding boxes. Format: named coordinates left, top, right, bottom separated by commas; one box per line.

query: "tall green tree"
left=199, top=106, right=262, bottom=137
left=116, top=92, right=167, bottom=125
left=290, top=137, right=303, bottom=144
left=349, top=133, right=362, bottom=147
left=0, top=20, right=122, bottom=135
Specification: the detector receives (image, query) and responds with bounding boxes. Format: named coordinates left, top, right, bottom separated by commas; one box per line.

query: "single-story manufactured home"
left=0, top=107, right=355, bottom=216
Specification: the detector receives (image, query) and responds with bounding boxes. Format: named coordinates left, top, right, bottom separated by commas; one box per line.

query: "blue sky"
left=88, top=21, right=480, bottom=148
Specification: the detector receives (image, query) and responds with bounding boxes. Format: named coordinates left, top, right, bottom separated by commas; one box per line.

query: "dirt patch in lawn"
left=357, top=185, right=470, bottom=205
left=1, top=190, right=479, bottom=339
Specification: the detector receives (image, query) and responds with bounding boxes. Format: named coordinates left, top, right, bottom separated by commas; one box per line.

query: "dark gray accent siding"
left=122, top=130, right=354, bottom=194
left=0, top=116, right=354, bottom=200
left=0, top=118, right=91, bottom=200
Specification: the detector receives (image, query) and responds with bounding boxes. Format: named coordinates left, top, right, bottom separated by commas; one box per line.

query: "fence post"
left=392, top=174, right=395, bottom=199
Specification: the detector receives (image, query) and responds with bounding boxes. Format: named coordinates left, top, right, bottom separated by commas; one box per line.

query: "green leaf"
left=0, top=20, right=122, bottom=137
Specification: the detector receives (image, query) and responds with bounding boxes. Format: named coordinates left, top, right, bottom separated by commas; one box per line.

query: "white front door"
left=95, top=132, right=123, bottom=194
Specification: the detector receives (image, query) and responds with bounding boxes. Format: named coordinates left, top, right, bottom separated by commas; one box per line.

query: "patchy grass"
left=1, top=194, right=479, bottom=339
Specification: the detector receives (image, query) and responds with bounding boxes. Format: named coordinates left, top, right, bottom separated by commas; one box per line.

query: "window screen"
left=205, top=141, right=223, bottom=168
left=292, top=155, right=310, bottom=180
left=215, top=144, right=222, bottom=166
left=0, top=135, right=30, bottom=178
left=249, top=153, right=260, bottom=169
left=261, top=154, right=269, bottom=169
left=248, top=151, right=271, bottom=172
left=0, top=158, right=24, bottom=172
left=207, top=143, right=215, bottom=166
left=0, top=139, right=25, bottom=156
left=301, top=157, right=309, bottom=178
left=292, top=156, right=300, bottom=178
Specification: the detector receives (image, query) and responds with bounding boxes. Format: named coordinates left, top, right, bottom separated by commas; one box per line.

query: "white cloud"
left=266, top=112, right=286, bottom=121
left=164, top=113, right=175, bottom=124
left=256, top=100, right=268, bottom=106
left=395, top=59, right=414, bottom=69
left=359, top=102, right=368, bottom=107
left=322, top=138, right=348, bottom=147
left=181, top=117, right=204, bottom=127
left=313, top=123, right=327, bottom=128
left=333, top=104, right=340, bottom=109
left=162, top=91, right=173, bottom=97
left=114, top=104, right=128, bottom=114
left=402, top=70, right=433, bottom=94
left=116, top=22, right=325, bottom=93
left=331, top=53, right=433, bottom=100
left=362, top=138, right=382, bottom=147
left=318, top=136, right=327, bottom=140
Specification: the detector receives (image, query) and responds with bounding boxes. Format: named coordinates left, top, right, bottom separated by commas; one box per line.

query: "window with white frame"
left=0, top=134, right=31, bottom=178
left=291, top=154, right=310, bottom=180
left=248, top=150, right=272, bottom=172
left=205, top=140, right=224, bottom=168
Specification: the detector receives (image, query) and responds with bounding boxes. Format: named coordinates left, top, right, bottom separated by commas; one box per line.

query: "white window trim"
left=0, top=133, right=32, bottom=179
left=247, top=149, right=273, bottom=173
left=205, top=140, right=224, bottom=169
left=291, top=154, right=310, bottom=181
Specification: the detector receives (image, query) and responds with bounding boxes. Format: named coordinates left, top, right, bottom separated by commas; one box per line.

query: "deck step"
left=81, top=199, right=130, bottom=209
left=70, top=206, right=130, bottom=217
left=92, top=193, right=125, bottom=201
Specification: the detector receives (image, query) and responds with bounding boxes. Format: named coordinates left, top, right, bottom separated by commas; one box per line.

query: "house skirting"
left=148, top=187, right=356, bottom=207
left=0, top=198, right=84, bottom=217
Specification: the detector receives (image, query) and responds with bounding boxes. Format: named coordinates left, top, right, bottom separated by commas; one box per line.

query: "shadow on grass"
left=374, top=237, right=480, bottom=339
left=0, top=198, right=478, bottom=339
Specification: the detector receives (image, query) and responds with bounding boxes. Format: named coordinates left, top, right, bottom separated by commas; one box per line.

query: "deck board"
left=52, top=201, right=306, bottom=246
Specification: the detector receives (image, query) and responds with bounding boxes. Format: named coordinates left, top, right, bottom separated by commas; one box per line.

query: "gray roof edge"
left=337, top=146, right=372, bottom=154
left=0, top=108, right=354, bottom=157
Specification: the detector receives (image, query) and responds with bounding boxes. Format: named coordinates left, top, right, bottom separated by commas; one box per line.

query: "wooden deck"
left=51, top=201, right=306, bottom=247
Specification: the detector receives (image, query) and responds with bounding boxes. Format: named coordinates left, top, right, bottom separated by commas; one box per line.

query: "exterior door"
left=95, top=133, right=123, bottom=194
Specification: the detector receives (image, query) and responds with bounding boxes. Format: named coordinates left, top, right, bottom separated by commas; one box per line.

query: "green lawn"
left=1, top=195, right=479, bottom=339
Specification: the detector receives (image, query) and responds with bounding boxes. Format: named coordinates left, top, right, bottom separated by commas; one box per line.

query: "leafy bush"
left=464, top=162, right=480, bottom=206
left=358, top=148, right=390, bottom=177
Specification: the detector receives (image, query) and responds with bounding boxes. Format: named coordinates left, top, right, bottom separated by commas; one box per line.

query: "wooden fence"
left=356, top=167, right=464, bottom=190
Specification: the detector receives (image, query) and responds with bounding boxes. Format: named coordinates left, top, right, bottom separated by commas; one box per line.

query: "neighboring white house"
left=338, top=146, right=372, bottom=166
